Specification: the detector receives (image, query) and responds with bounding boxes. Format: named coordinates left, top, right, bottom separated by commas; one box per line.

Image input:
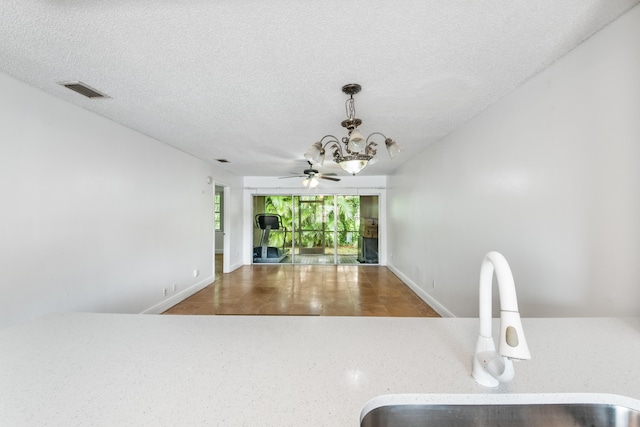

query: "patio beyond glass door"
left=294, top=195, right=335, bottom=263
left=334, top=195, right=360, bottom=263
left=252, top=194, right=377, bottom=265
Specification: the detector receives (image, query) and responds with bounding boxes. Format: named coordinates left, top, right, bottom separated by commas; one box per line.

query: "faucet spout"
left=472, top=251, right=531, bottom=387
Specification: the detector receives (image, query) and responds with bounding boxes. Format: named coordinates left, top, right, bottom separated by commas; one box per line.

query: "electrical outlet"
left=172, top=283, right=177, bottom=292
left=193, top=269, right=200, bottom=278
left=163, top=288, right=168, bottom=297
left=432, top=280, right=436, bottom=289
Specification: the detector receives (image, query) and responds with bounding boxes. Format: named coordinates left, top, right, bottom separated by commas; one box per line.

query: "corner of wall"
left=140, top=275, right=214, bottom=315
left=386, top=264, right=456, bottom=318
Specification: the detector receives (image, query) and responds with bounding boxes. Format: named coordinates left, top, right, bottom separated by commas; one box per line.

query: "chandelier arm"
left=318, top=135, right=345, bottom=156
left=318, top=135, right=337, bottom=144
left=365, top=132, right=388, bottom=144
left=318, top=135, right=340, bottom=148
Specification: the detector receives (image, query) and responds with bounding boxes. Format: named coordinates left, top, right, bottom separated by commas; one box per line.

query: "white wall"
left=0, top=72, right=243, bottom=329
left=388, top=5, right=640, bottom=317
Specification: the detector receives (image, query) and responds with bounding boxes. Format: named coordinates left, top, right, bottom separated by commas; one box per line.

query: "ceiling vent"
left=58, top=81, right=109, bottom=98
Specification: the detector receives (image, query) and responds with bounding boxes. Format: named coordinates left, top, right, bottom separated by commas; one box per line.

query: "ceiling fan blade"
left=278, top=175, right=305, bottom=179
left=319, top=175, right=341, bottom=182
left=321, top=172, right=338, bottom=176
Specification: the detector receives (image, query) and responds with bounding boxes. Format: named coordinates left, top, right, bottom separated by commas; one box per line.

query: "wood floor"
left=163, top=256, right=440, bottom=317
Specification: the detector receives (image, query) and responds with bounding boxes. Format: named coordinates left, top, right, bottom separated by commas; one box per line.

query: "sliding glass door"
left=252, top=194, right=378, bottom=265
left=334, top=195, right=360, bottom=263
left=294, top=195, right=334, bottom=263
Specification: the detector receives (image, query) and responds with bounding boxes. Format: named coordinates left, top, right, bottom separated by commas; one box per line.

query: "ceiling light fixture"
left=305, top=84, right=400, bottom=175
left=279, top=161, right=341, bottom=187
left=302, top=176, right=319, bottom=188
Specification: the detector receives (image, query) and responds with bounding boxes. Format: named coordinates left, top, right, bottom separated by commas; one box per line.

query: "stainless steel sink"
left=360, top=395, right=640, bottom=427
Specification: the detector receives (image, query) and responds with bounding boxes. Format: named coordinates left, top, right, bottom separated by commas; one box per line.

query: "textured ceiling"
left=1, top=0, right=637, bottom=177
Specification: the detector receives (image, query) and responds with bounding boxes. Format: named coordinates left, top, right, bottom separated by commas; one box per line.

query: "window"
left=214, top=192, right=223, bottom=231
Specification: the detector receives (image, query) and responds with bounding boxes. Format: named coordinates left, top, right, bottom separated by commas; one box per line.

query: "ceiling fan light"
left=302, top=176, right=319, bottom=188
left=385, top=138, right=400, bottom=159
left=338, top=158, right=368, bottom=175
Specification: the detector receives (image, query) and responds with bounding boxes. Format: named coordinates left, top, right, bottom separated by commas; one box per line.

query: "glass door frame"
left=250, top=190, right=383, bottom=266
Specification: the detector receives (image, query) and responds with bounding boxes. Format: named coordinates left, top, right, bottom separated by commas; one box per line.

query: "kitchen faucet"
left=472, top=251, right=531, bottom=387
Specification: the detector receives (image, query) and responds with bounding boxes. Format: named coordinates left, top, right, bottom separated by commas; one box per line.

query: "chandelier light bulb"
left=386, top=139, right=400, bottom=159
left=316, top=151, right=325, bottom=167
left=304, top=142, right=323, bottom=165
left=347, top=130, right=366, bottom=152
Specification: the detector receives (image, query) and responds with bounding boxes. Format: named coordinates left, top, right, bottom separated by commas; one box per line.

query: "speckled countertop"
left=1, top=314, right=639, bottom=426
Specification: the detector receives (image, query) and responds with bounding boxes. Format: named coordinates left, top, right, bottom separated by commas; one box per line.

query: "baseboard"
left=386, top=264, right=455, bottom=318
left=141, top=275, right=214, bottom=315
left=228, top=260, right=244, bottom=272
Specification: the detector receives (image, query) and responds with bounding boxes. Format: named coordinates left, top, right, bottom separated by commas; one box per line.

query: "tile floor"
left=163, top=256, right=440, bottom=317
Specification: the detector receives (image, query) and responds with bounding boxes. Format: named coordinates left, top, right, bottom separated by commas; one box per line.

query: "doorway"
left=214, top=184, right=232, bottom=274
left=252, top=194, right=378, bottom=265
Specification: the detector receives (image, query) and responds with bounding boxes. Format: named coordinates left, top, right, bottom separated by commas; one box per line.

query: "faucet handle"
left=499, top=311, right=531, bottom=360
left=506, top=326, right=520, bottom=346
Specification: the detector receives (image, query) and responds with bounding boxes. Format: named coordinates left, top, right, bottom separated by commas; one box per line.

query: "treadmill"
left=253, top=213, right=288, bottom=263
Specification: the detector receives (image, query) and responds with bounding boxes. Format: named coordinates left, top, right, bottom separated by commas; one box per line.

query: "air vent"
left=216, top=159, right=230, bottom=163
left=58, top=81, right=109, bottom=98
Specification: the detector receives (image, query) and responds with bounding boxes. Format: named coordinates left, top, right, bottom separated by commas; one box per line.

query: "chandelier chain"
left=345, top=97, right=357, bottom=122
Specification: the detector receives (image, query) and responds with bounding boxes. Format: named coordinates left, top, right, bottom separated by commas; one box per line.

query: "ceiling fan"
left=279, top=161, right=341, bottom=188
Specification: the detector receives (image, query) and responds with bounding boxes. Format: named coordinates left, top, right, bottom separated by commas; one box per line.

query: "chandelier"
left=304, top=83, right=400, bottom=175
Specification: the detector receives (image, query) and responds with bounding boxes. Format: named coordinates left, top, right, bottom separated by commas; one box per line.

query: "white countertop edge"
left=360, top=392, right=640, bottom=422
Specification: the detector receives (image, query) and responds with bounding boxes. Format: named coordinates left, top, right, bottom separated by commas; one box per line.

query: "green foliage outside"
left=256, top=195, right=360, bottom=254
